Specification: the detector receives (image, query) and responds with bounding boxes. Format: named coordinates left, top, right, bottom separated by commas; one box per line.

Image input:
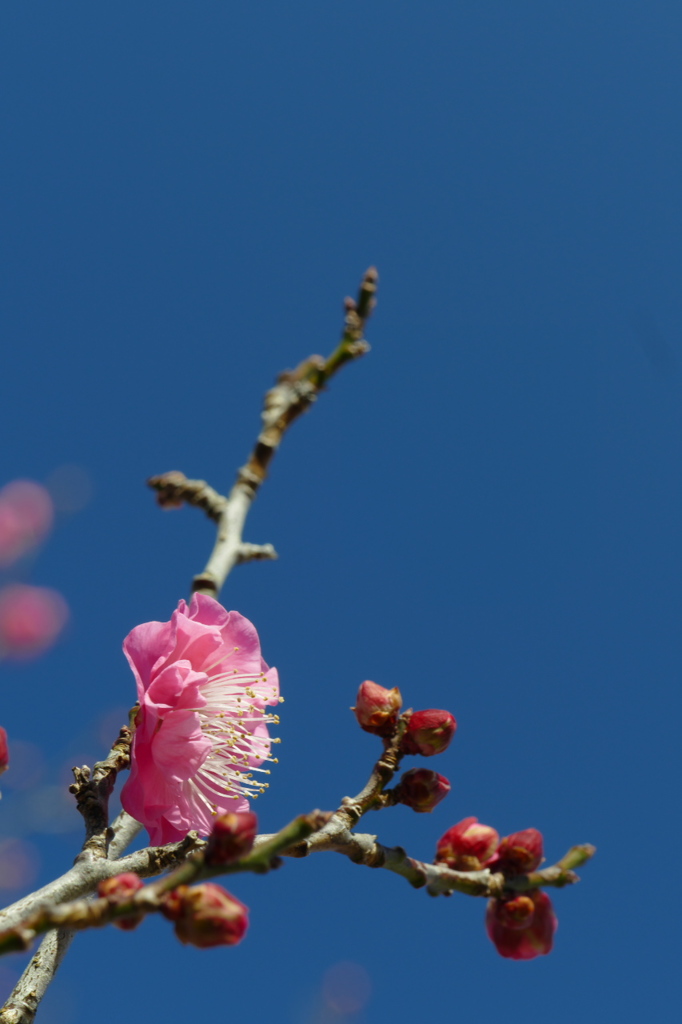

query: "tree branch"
left=0, top=814, right=329, bottom=953
left=148, top=267, right=378, bottom=599
left=68, top=719, right=134, bottom=861
left=0, top=929, right=74, bottom=1024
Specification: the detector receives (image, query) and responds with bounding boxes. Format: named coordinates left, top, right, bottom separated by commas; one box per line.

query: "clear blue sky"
left=1, top=3, right=680, bottom=1022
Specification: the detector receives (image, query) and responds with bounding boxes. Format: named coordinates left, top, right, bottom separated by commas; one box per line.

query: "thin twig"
left=0, top=719, right=139, bottom=1020
left=148, top=267, right=378, bottom=599
left=68, top=720, right=133, bottom=861
left=0, top=814, right=328, bottom=953
left=0, top=929, right=74, bottom=1024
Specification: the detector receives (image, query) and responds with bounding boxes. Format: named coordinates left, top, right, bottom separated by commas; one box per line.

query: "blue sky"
left=1, top=3, right=680, bottom=1022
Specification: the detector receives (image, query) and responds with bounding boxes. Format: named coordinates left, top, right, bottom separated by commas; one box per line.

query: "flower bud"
left=162, top=883, right=249, bottom=948
left=496, top=895, right=535, bottom=929
left=395, top=768, right=451, bottom=813
left=401, top=709, right=456, bottom=756
left=205, top=811, right=258, bottom=865
left=352, top=680, right=402, bottom=736
left=0, top=727, right=8, bottom=776
left=435, top=817, right=499, bottom=870
left=486, top=890, right=557, bottom=959
left=97, top=873, right=144, bottom=931
left=153, top=470, right=188, bottom=508
left=495, top=828, right=544, bottom=874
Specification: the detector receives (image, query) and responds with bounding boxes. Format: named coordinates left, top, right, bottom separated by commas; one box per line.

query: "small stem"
left=556, top=844, right=597, bottom=872
left=69, top=719, right=134, bottom=860
left=147, top=268, right=378, bottom=600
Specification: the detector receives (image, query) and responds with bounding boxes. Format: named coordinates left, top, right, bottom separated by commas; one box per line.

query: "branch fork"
left=0, top=267, right=595, bottom=1024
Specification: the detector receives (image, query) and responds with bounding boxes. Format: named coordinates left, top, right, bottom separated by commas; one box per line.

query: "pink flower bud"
left=162, top=883, right=249, bottom=949
left=495, top=895, right=536, bottom=929
left=0, top=481, right=53, bottom=567
left=436, top=817, right=500, bottom=870
left=205, top=811, right=258, bottom=865
left=97, top=873, right=145, bottom=931
left=395, top=768, right=451, bottom=813
left=401, top=709, right=457, bottom=756
left=0, top=584, right=69, bottom=659
left=0, top=727, right=8, bottom=776
left=486, top=890, right=557, bottom=959
left=495, top=828, right=544, bottom=874
left=353, top=680, right=402, bottom=736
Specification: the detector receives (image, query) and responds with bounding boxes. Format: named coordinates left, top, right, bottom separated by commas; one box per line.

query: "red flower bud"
left=495, top=828, right=544, bottom=874
left=401, top=709, right=456, bottom=756
left=97, top=873, right=144, bottom=931
left=205, top=811, right=258, bottom=865
left=436, top=817, right=500, bottom=870
left=162, top=883, right=249, bottom=949
left=395, top=768, right=451, bottom=813
left=0, top=727, right=8, bottom=775
left=353, top=680, right=402, bottom=736
left=486, top=890, right=557, bottom=959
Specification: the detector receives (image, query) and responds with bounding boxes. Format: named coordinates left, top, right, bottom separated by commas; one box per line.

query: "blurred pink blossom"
left=0, top=584, right=69, bottom=659
left=121, top=594, right=280, bottom=845
left=0, top=838, right=40, bottom=891
left=0, top=727, right=8, bottom=774
left=0, top=481, right=53, bottom=567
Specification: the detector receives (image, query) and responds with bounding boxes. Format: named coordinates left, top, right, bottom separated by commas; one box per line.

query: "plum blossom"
left=120, top=594, right=280, bottom=845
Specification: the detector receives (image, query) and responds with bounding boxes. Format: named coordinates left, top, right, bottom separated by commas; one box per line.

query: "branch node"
left=236, top=543, right=279, bottom=565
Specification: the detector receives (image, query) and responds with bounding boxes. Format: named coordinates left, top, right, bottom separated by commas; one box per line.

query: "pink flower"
left=0, top=584, right=69, bottom=659
left=486, top=890, right=558, bottom=959
left=120, top=594, right=280, bottom=845
left=0, top=480, right=53, bottom=567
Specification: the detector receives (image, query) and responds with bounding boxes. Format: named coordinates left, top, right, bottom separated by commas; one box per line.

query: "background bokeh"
left=1, top=3, right=680, bottom=1021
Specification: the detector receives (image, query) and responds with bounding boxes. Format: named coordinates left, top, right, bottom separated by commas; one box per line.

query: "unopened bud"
left=205, top=811, right=258, bottom=865
left=0, top=727, right=8, bottom=775
left=395, top=768, right=451, bottom=813
left=162, top=883, right=249, bottom=949
left=495, top=828, right=544, bottom=874
left=401, top=709, right=456, bottom=756
left=436, top=817, right=500, bottom=870
left=97, top=873, right=144, bottom=931
left=486, top=890, right=557, bottom=959
left=352, top=680, right=402, bottom=736
left=496, top=895, right=535, bottom=929
left=152, top=471, right=188, bottom=508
